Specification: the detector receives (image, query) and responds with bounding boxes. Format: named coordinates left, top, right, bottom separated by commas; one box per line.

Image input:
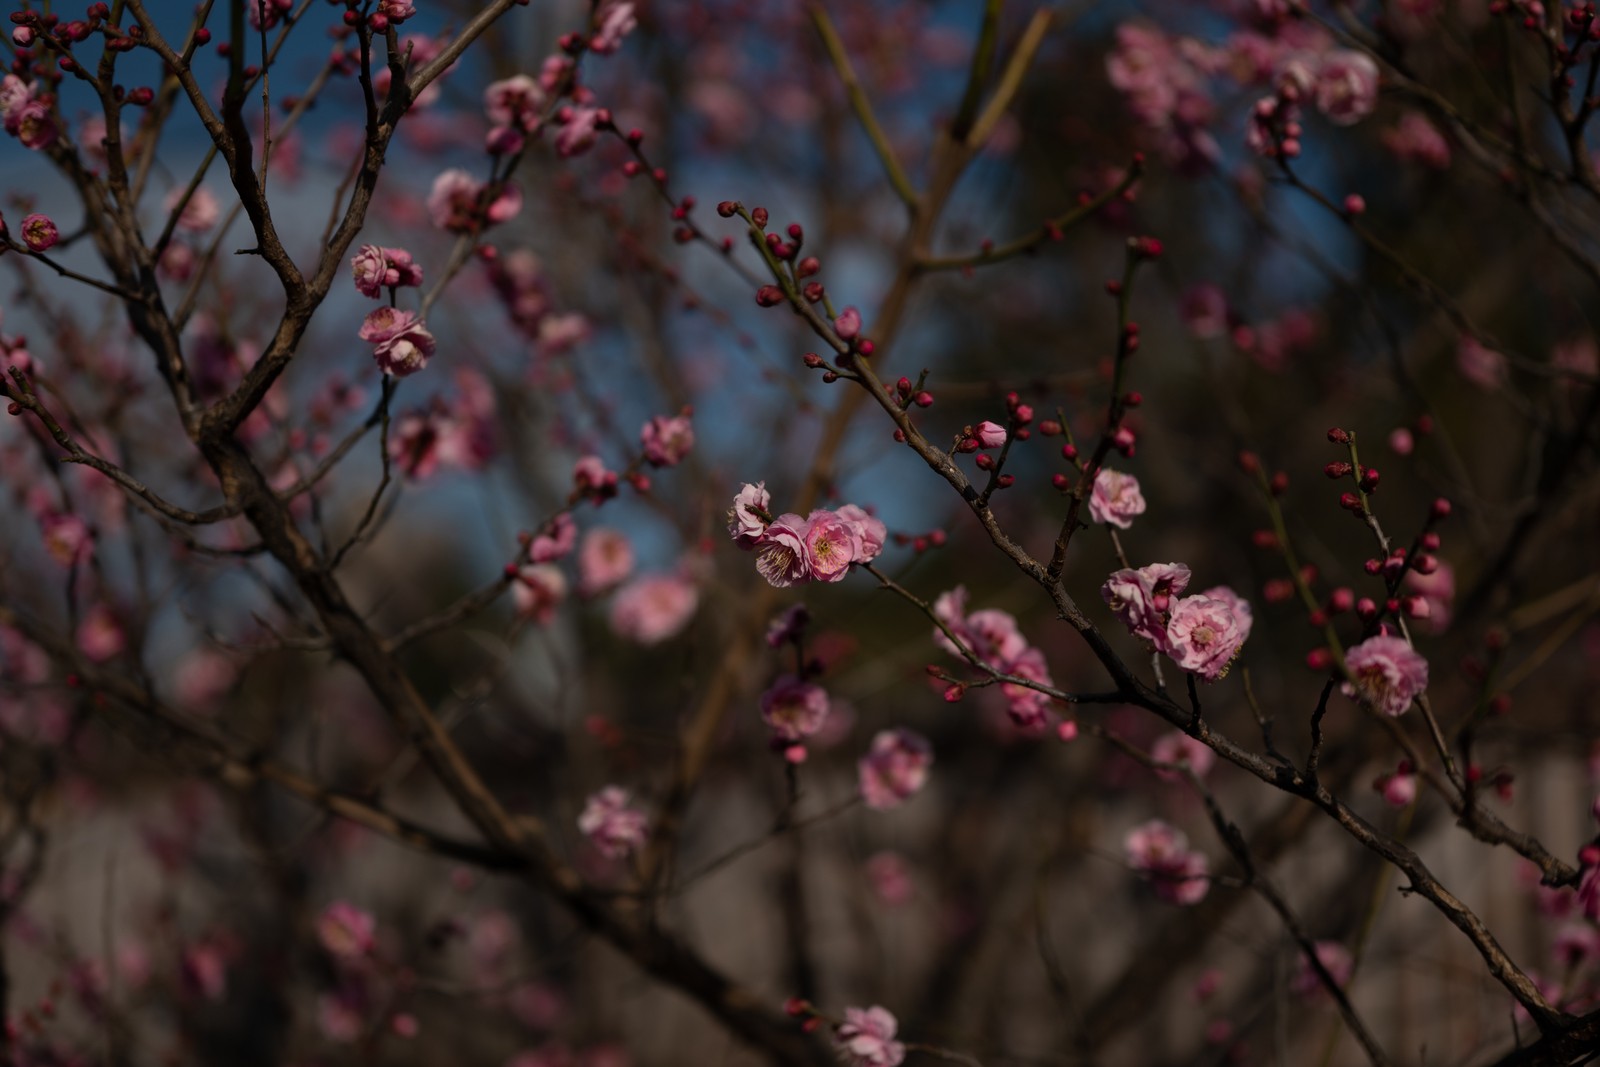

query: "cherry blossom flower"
left=589, top=1, right=637, bottom=55
left=1313, top=51, right=1379, bottom=125
left=76, top=603, right=125, bottom=663
left=350, top=244, right=423, bottom=297
left=835, top=504, right=887, bottom=564
left=578, top=529, right=633, bottom=595
left=572, top=455, right=619, bottom=501
left=1457, top=335, right=1508, bottom=390
left=759, top=675, right=830, bottom=743
left=1404, top=560, right=1455, bottom=633
left=609, top=574, right=698, bottom=644
left=1125, top=819, right=1211, bottom=905
left=555, top=106, right=604, bottom=158
left=755, top=513, right=810, bottom=587
left=512, top=565, right=567, bottom=625
left=1341, top=635, right=1428, bottom=716
left=1383, top=111, right=1451, bottom=169
left=1291, top=941, right=1354, bottom=998
left=640, top=414, right=694, bottom=466
left=427, top=169, right=522, bottom=232
left=578, top=787, right=648, bottom=859
left=727, top=482, right=772, bottom=548
left=372, top=319, right=435, bottom=377
left=530, top=513, right=577, bottom=563
left=1101, top=562, right=1192, bottom=649
left=317, top=902, right=376, bottom=961
left=834, top=1006, right=906, bottom=1067
left=8, top=99, right=57, bottom=149
left=1165, top=591, right=1249, bottom=681
left=20, top=213, right=57, bottom=252
left=1151, top=731, right=1216, bottom=780
left=163, top=186, right=219, bottom=232
left=858, top=729, right=933, bottom=810
left=1375, top=763, right=1417, bottom=808
left=802, top=509, right=857, bottom=582
left=485, top=75, right=546, bottom=130
left=1088, top=468, right=1146, bottom=529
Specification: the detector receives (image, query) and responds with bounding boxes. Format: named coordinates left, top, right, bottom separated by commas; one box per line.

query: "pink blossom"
left=318, top=989, right=364, bottom=1043
left=0, top=74, right=31, bottom=120
left=174, top=649, right=237, bottom=711
left=578, top=787, right=648, bottom=859
left=589, top=1, right=637, bottom=55
left=858, top=729, right=934, bottom=810
left=1375, top=765, right=1417, bottom=808
left=834, top=306, right=862, bottom=340
left=640, top=414, right=694, bottom=466
left=1101, top=562, right=1192, bottom=649
left=973, top=420, right=1007, bottom=449
left=20, top=213, right=57, bottom=252
left=555, top=107, right=604, bottom=158
left=572, top=455, right=618, bottom=501
left=865, top=852, right=915, bottom=906
left=181, top=942, right=228, bottom=1002
left=999, top=646, right=1054, bottom=728
left=530, top=513, right=577, bottom=563
left=372, top=318, right=436, bottom=377
left=1151, top=731, right=1216, bottom=780
left=1088, top=468, right=1146, bottom=529
left=427, top=169, right=521, bottom=232
left=1457, top=335, right=1507, bottom=390
left=388, top=410, right=445, bottom=479
left=1181, top=284, right=1229, bottom=339
left=755, top=513, right=810, bottom=587
left=759, top=675, right=830, bottom=742
left=1314, top=51, right=1378, bottom=125
left=163, top=186, right=219, bottom=232
left=358, top=306, right=417, bottom=344
left=317, top=902, right=376, bottom=961
left=609, top=574, right=698, bottom=644
left=835, top=504, right=886, bottom=564
left=932, top=586, right=1028, bottom=664
left=39, top=512, right=91, bottom=566
left=1165, top=592, right=1249, bottom=681
left=727, top=482, right=772, bottom=548
left=1404, top=560, right=1455, bottom=632
left=1554, top=924, right=1600, bottom=968
left=538, top=312, right=592, bottom=355
left=512, top=565, right=567, bottom=624
left=578, top=529, right=633, bottom=595
left=350, top=244, right=424, bottom=297
left=1383, top=111, right=1450, bottom=169
left=834, top=1006, right=905, bottom=1067
left=1124, top=819, right=1210, bottom=905
left=248, top=0, right=292, bottom=30
left=485, top=75, right=547, bottom=130
left=1291, top=941, right=1354, bottom=998
left=8, top=99, right=57, bottom=149
left=377, top=0, right=416, bottom=24
left=77, top=603, right=125, bottom=662
left=1341, top=635, right=1429, bottom=716
left=802, top=509, right=857, bottom=582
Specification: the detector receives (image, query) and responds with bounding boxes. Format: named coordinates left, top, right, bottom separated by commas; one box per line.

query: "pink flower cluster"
left=640, top=413, right=694, bottom=467
left=358, top=307, right=436, bottom=377
left=589, top=1, right=637, bottom=55
left=933, top=586, right=1055, bottom=728
left=1101, top=563, right=1251, bottom=682
left=759, top=675, right=831, bottom=746
left=1340, top=634, right=1428, bottom=717
left=1291, top=941, right=1354, bottom=998
left=1124, top=819, right=1210, bottom=905
left=350, top=244, right=424, bottom=298
left=0, top=73, right=56, bottom=150
left=317, top=902, right=377, bottom=961
left=577, top=787, right=648, bottom=859
left=388, top=369, right=497, bottom=479
left=834, top=1005, right=905, bottom=1067
left=728, top=483, right=886, bottom=588
left=858, top=729, right=933, bottom=811
left=609, top=573, right=699, bottom=645
left=427, top=169, right=523, bottom=234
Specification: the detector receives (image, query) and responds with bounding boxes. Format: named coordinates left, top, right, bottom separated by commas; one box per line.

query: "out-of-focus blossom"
left=317, top=902, right=377, bottom=961
left=1342, top=635, right=1428, bottom=716
left=512, top=565, right=567, bottom=624
left=759, top=675, right=830, bottom=743
left=834, top=1006, right=905, bottom=1067
left=578, top=528, right=633, bottom=595
left=1291, top=941, right=1354, bottom=998
left=858, top=729, right=933, bottom=810
left=1125, top=819, right=1210, bottom=905
left=578, top=787, right=648, bottom=859
left=640, top=414, right=694, bottom=467
left=609, top=573, right=698, bottom=644
left=1088, top=468, right=1146, bottom=529
left=589, top=1, right=637, bottom=54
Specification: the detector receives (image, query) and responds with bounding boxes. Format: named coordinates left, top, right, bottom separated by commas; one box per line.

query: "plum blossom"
left=1124, top=819, right=1210, bottom=905
left=640, top=414, right=694, bottom=466
left=39, top=512, right=92, bottom=566
left=1458, top=335, right=1508, bottom=390
left=759, top=675, right=830, bottom=743
left=555, top=106, right=605, bottom=158
left=358, top=307, right=435, bottom=377
left=1101, top=563, right=1192, bottom=649
left=530, top=513, right=577, bottom=563
left=589, top=1, right=637, bottom=55
left=163, top=186, right=220, bottom=232
left=427, top=169, right=522, bottom=233
left=1313, top=51, right=1379, bottom=125
left=20, top=213, right=57, bottom=252
left=1404, top=559, right=1455, bottom=632
left=572, top=455, right=619, bottom=502
left=1375, top=762, right=1417, bottom=808
left=512, top=565, right=567, bottom=625
left=1088, top=468, right=1146, bottom=529
left=802, top=509, right=857, bottom=583
left=933, top=587, right=1057, bottom=728
left=7, top=99, right=57, bottom=149
left=727, top=482, right=771, bottom=548
left=754, top=512, right=810, bottom=588
left=834, top=1006, right=905, bottom=1067
left=1150, top=731, right=1216, bottom=780
left=973, top=420, right=1007, bottom=449
left=1383, top=110, right=1451, bottom=168
left=858, top=729, right=933, bottom=810
left=248, top=0, right=293, bottom=30
left=350, top=245, right=424, bottom=298
left=609, top=574, right=698, bottom=644
left=1165, top=591, right=1250, bottom=681
left=578, top=787, right=648, bottom=859
left=1341, top=635, right=1428, bottom=716
left=485, top=75, right=546, bottom=130
left=77, top=603, right=126, bottom=663
left=317, top=902, right=376, bottom=961
left=578, top=529, right=633, bottom=595
left=835, top=504, right=886, bottom=564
